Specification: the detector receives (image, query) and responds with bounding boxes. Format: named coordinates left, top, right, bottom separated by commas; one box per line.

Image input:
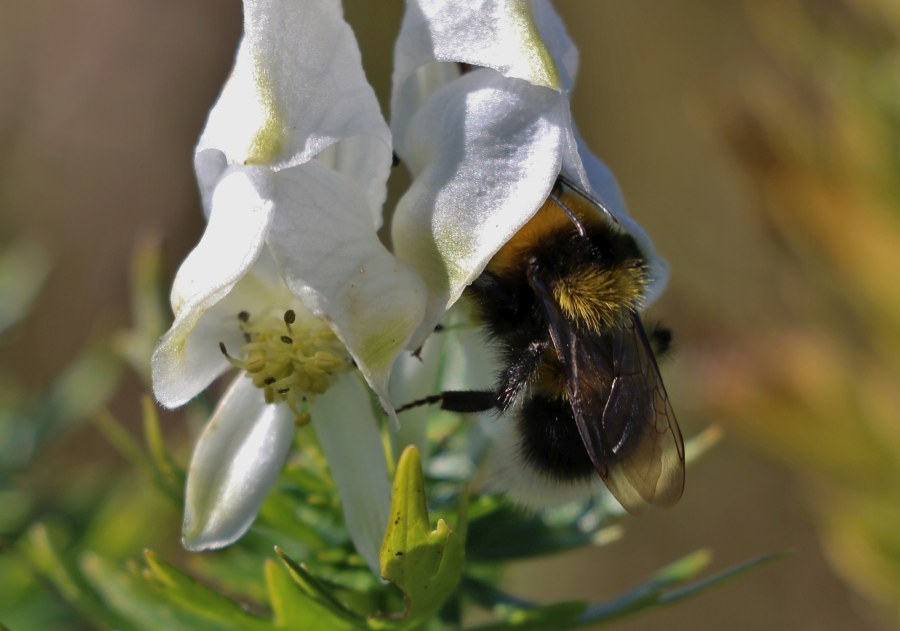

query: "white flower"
left=150, top=0, right=425, bottom=572
left=390, top=0, right=668, bottom=347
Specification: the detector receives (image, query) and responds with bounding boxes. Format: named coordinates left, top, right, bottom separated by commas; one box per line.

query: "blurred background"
left=2, top=0, right=900, bottom=629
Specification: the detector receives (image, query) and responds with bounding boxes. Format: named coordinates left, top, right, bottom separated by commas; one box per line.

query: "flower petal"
left=266, top=162, right=426, bottom=413
left=529, top=0, right=579, bottom=89
left=391, top=0, right=578, bottom=151
left=392, top=69, right=566, bottom=344
left=182, top=375, right=295, bottom=551
left=153, top=167, right=276, bottom=407
left=170, top=166, right=274, bottom=316
left=196, top=0, right=391, bottom=217
left=393, top=0, right=562, bottom=96
left=310, top=375, right=391, bottom=573
left=391, top=0, right=668, bottom=333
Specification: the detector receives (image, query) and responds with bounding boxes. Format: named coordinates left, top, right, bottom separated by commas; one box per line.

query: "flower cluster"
left=152, top=0, right=668, bottom=572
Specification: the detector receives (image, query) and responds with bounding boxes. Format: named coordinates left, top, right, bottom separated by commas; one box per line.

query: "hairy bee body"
left=466, top=178, right=684, bottom=511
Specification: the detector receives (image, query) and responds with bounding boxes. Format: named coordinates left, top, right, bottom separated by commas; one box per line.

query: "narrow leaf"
left=141, top=550, right=271, bottom=630
left=578, top=550, right=784, bottom=625
left=18, top=523, right=127, bottom=629
left=92, top=410, right=152, bottom=470
left=273, top=547, right=367, bottom=630
left=658, top=551, right=786, bottom=606
left=142, top=395, right=183, bottom=491
left=80, top=553, right=228, bottom=631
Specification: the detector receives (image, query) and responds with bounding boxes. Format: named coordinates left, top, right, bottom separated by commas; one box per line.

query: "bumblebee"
left=402, top=177, right=684, bottom=512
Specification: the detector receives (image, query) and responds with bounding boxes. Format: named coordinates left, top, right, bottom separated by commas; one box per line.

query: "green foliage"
left=376, top=447, right=465, bottom=628
left=2, top=394, right=774, bottom=630
left=0, top=237, right=770, bottom=630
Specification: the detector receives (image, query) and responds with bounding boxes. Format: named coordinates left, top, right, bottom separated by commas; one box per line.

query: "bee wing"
left=529, top=267, right=684, bottom=511
left=597, top=312, right=685, bottom=509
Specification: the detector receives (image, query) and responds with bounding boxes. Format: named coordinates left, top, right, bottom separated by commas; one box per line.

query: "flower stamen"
left=218, top=307, right=353, bottom=425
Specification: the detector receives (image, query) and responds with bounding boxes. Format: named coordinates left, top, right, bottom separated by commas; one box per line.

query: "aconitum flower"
left=388, top=0, right=672, bottom=503
left=391, top=0, right=668, bottom=348
left=151, top=0, right=425, bottom=572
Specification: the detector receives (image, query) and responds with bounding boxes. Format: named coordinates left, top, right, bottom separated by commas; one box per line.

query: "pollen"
left=219, top=307, right=353, bottom=424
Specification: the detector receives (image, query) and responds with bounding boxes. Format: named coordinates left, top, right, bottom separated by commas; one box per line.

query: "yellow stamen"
left=218, top=307, right=353, bottom=417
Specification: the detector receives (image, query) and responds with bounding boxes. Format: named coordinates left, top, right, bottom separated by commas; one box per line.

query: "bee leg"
left=495, top=338, right=549, bottom=409
left=396, top=390, right=498, bottom=414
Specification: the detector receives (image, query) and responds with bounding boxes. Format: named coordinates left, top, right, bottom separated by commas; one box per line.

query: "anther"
left=222, top=305, right=352, bottom=405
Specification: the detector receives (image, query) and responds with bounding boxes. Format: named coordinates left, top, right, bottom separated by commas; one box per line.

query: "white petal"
left=152, top=255, right=292, bottom=407
left=529, top=0, right=579, bottom=89
left=151, top=296, right=239, bottom=409
left=391, top=0, right=578, bottom=150
left=310, top=375, right=390, bottom=573
left=197, top=0, right=391, bottom=216
left=393, top=0, right=562, bottom=96
left=266, top=162, right=426, bottom=413
left=392, top=69, right=567, bottom=345
left=169, top=166, right=274, bottom=316
left=152, top=167, right=275, bottom=407
left=182, top=376, right=295, bottom=551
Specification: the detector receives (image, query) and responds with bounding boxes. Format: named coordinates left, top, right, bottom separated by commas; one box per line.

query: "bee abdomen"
left=516, top=395, right=595, bottom=482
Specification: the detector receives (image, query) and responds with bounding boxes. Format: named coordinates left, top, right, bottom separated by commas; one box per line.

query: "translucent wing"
left=528, top=266, right=685, bottom=512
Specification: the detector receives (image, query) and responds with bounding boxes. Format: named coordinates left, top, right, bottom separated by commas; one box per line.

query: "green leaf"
left=19, top=523, right=130, bottom=629
left=141, top=395, right=184, bottom=496
left=92, top=409, right=153, bottom=472
left=80, top=553, right=233, bottom=631
left=578, top=550, right=784, bottom=625
left=80, top=477, right=176, bottom=558
left=575, top=549, right=713, bottom=623
left=656, top=551, right=786, bottom=606
left=141, top=550, right=272, bottom=630
left=266, top=558, right=312, bottom=629
left=373, top=446, right=465, bottom=629
left=467, top=550, right=783, bottom=630
left=91, top=403, right=183, bottom=502
left=272, top=548, right=368, bottom=630
left=114, top=234, right=168, bottom=381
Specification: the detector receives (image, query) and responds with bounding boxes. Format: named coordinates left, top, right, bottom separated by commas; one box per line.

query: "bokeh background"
left=2, top=1, right=900, bottom=629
